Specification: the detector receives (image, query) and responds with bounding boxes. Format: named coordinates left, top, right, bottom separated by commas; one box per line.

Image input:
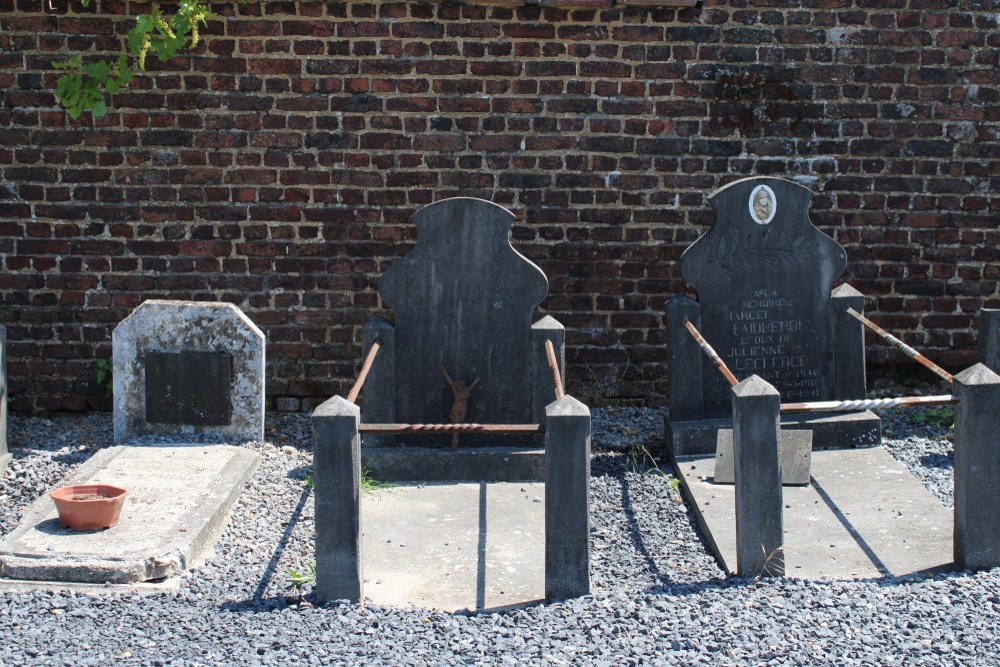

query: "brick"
left=0, top=0, right=993, bottom=413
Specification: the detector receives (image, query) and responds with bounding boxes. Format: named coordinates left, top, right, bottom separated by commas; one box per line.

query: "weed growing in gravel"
left=628, top=444, right=683, bottom=501
left=908, top=407, right=954, bottom=428
left=289, top=562, right=316, bottom=597
left=302, top=466, right=395, bottom=495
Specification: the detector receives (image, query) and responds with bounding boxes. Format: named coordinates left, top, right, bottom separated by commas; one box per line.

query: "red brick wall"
left=0, top=0, right=998, bottom=412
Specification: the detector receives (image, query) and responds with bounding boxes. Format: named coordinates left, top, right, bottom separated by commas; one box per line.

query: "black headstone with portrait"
left=666, top=177, right=880, bottom=457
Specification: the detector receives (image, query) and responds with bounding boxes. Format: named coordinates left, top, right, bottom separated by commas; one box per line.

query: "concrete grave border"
left=113, top=300, right=265, bottom=444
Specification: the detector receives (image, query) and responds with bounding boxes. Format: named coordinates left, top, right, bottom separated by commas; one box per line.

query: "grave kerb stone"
left=732, top=374, right=784, bottom=578
left=953, top=363, right=1000, bottom=571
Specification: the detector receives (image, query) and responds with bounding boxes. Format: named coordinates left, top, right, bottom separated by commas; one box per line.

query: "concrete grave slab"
left=0, top=444, right=260, bottom=584
left=361, top=482, right=544, bottom=611
left=113, top=300, right=265, bottom=444
left=676, top=447, right=953, bottom=579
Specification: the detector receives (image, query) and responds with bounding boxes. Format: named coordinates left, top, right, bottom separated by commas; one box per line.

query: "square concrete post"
left=360, top=317, right=395, bottom=448
left=977, top=309, right=1000, bottom=374
left=666, top=295, right=704, bottom=422
left=732, top=375, right=784, bottom=578
left=831, top=283, right=867, bottom=400
left=313, top=395, right=362, bottom=604
left=0, top=326, right=8, bottom=477
left=545, top=394, right=591, bottom=600
left=953, top=364, right=1000, bottom=570
left=533, top=316, right=565, bottom=446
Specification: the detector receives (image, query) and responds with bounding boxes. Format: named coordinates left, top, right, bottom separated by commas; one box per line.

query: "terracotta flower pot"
left=50, top=484, right=129, bottom=531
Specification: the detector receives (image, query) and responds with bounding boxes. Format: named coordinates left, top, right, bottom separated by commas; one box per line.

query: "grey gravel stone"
left=0, top=405, right=995, bottom=665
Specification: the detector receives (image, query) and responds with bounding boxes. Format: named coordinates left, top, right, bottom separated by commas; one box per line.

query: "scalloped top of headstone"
left=379, top=197, right=548, bottom=427
left=680, top=177, right=847, bottom=414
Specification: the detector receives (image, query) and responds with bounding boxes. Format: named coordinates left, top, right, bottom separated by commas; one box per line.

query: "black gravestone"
left=145, top=351, right=233, bottom=426
left=379, top=197, right=548, bottom=446
left=681, top=177, right=847, bottom=417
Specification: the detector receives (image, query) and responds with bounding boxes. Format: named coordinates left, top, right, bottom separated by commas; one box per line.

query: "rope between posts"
left=780, top=394, right=957, bottom=414
left=358, top=423, right=543, bottom=434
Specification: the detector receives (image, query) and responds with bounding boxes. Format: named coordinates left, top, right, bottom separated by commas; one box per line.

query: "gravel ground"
left=0, top=404, right=996, bottom=666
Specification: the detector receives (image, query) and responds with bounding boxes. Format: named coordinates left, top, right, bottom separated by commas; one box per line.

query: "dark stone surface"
left=144, top=351, right=233, bottom=427
left=378, top=198, right=548, bottom=447
left=953, top=364, right=1000, bottom=571
left=0, top=326, right=8, bottom=477
left=681, top=177, right=848, bottom=418
left=978, top=309, right=1000, bottom=374
left=544, top=395, right=591, bottom=601
left=531, top=316, right=565, bottom=447
left=831, top=283, right=867, bottom=401
left=313, top=396, right=363, bottom=604
left=731, top=375, right=784, bottom=578
left=360, top=317, right=396, bottom=448
left=362, top=446, right=545, bottom=482
left=713, top=428, right=812, bottom=486
left=666, top=295, right=704, bottom=422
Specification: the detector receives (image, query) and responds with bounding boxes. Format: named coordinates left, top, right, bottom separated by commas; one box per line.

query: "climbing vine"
left=52, top=0, right=219, bottom=119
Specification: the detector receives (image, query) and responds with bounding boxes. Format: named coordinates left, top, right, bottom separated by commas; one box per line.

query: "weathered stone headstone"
left=371, top=197, right=550, bottom=449
left=683, top=177, right=846, bottom=412
left=0, top=325, right=9, bottom=477
left=666, top=177, right=880, bottom=455
left=113, top=300, right=265, bottom=444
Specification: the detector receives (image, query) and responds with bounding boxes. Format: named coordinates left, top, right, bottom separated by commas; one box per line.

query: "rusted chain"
left=358, top=423, right=543, bottom=434
left=683, top=320, right=739, bottom=388
left=544, top=338, right=565, bottom=400
left=780, top=394, right=957, bottom=414
left=846, top=308, right=954, bottom=383
left=346, top=341, right=381, bottom=404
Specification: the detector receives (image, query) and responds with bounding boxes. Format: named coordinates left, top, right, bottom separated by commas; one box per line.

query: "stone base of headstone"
left=713, top=429, right=813, bottom=486
left=362, top=445, right=545, bottom=482
left=0, top=452, right=10, bottom=479
left=665, top=409, right=880, bottom=458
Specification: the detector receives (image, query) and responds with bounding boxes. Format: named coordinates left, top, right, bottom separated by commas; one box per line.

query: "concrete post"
left=545, top=394, right=591, bottom=601
left=953, top=363, right=1000, bottom=570
left=666, top=295, right=704, bottom=422
left=977, top=309, right=1000, bottom=374
left=532, top=316, right=565, bottom=446
left=313, top=396, right=362, bottom=604
left=0, top=326, right=8, bottom=477
left=831, top=283, right=867, bottom=400
left=732, top=375, right=784, bottom=578
left=360, top=317, right=395, bottom=448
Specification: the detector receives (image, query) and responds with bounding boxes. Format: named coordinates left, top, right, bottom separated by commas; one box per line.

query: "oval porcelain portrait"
left=749, top=184, right=776, bottom=225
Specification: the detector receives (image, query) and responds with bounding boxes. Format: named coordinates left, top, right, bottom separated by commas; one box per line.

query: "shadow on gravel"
left=920, top=452, right=953, bottom=469
left=222, top=484, right=312, bottom=613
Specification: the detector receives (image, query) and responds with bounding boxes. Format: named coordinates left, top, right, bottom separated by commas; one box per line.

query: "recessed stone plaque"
left=145, top=351, right=233, bottom=426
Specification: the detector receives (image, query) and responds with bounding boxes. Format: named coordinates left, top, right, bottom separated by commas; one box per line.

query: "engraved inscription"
left=724, top=288, right=820, bottom=401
